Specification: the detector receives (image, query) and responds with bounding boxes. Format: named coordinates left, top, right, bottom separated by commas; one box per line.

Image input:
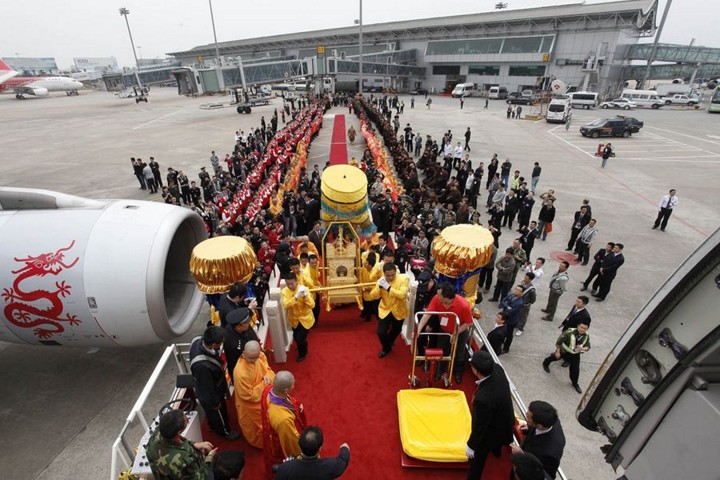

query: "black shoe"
left=652, top=225, right=658, bottom=229
left=378, top=350, right=389, bottom=358
left=542, top=361, right=550, bottom=373
left=541, top=309, right=548, bottom=313
left=489, top=298, right=498, bottom=302
left=561, top=361, right=569, bottom=367
left=573, top=384, right=583, bottom=394
left=581, top=262, right=588, bottom=266
left=595, top=297, right=605, bottom=302
left=591, top=289, right=598, bottom=295
left=565, top=248, right=572, bottom=251
left=580, top=286, right=587, bottom=291
left=297, top=355, right=306, bottom=362
left=454, top=374, right=462, bottom=384
left=224, top=431, right=241, bottom=441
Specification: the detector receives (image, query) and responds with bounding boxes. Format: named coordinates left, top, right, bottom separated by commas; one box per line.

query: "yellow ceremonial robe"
left=281, top=286, right=316, bottom=329
left=233, top=353, right=275, bottom=448
left=267, top=400, right=302, bottom=458
left=359, top=265, right=382, bottom=301
left=368, top=274, right=409, bottom=319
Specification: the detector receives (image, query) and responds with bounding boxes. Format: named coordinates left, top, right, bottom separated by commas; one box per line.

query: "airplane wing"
left=13, top=85, right=48, bottom=97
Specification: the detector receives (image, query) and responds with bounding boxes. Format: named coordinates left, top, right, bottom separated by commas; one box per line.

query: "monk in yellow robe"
left=233, top=340, right=274, bottom=448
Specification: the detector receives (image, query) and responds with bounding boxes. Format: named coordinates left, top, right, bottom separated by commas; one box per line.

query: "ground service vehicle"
left=488, top=86, right=508, bottom=99
left=620, top=90, right=664, bottom=109
left=570, top=92, right=599, bottom=109
left=664, top=94, right=700, bottom=106
left=654, top=83, right=693, bottom=97
left=546, top=98, right=572, bottom=123
left=580, top=117, right=643, bottom=138
left=451, top=83, right=480, bottom=98
left=506, top=92, right=532, bottom=105
left=600, top=98, right=637, bottom=110
left=708, top=87, right=720, bottom=113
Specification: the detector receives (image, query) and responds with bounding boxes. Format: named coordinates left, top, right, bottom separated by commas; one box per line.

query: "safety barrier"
left=471, top=319, right=568, bottom=480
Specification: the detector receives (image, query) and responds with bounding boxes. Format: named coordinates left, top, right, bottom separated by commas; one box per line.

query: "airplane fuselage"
left=0, top=76, right=84, bottom=98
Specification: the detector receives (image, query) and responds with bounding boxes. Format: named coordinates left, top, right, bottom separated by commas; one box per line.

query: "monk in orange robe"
left=233, top=340, right=274, bottom=448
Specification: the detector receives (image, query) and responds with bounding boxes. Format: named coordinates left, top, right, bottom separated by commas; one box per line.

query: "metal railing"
left=471, top=319, right=568, bottom=480
left=109, top=343, right=192, bottom=480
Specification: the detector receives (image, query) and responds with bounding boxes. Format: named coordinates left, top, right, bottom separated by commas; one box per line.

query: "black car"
left=410, top=88, right=428, bottom=95
left=506, top=92, right=532, bottom=105
left=580, top=117, right=644, bottom=138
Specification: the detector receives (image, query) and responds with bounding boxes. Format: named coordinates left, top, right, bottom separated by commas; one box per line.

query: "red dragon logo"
left=2, top=241, right=80, bottom=339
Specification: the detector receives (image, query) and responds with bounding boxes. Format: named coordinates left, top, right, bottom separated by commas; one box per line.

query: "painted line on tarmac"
left=617, top=156, right=720, bottom=162
left=549, top=125, right=709, bottom=237
left=645, top=126, right=720, bottom=146
left=132, top=109, right=183, bottom=130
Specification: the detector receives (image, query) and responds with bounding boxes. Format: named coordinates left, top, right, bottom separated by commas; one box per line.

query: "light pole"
left=119, top=7, right=143, bottom=89
left=207, top=0, right=221, bottom=65
left=137, top=46, right=143, bottom=60
left=358, top=0, right=363, bottom=93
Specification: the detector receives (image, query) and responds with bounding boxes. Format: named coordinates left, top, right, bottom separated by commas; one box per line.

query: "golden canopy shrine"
left=320, top=165, right=376, bottom=236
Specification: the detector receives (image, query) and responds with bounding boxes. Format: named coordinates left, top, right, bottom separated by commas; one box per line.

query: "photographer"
left=218, top=282, right=258, bottom=328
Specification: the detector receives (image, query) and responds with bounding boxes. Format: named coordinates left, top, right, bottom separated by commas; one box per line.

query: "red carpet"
left=329, top=114, right=349, bottom=165
left=204, top=304, right=513, bottom=479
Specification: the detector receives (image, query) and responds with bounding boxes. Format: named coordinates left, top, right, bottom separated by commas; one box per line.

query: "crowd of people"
left=130, top=89, right=662, bottom=480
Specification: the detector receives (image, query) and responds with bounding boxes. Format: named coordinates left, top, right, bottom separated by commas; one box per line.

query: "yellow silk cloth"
left=397, top=388, right=471, bottom=462
left=233, top=353, right=275, bottom=448
left=431, top=224, right=495, bottom=278
left=190, top=236, right=257, bottom=293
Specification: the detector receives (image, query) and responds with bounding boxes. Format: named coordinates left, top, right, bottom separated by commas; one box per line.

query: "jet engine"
left=29, top=87, right=49, bottom=97
left=0, top=187, right=207, bottom=347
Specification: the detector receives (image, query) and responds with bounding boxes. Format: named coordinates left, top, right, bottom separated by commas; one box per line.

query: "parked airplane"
left=0, top=59, right=83, bottom=99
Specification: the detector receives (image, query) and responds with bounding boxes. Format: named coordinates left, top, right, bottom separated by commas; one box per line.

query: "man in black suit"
left=580, top=242, right=614, bottom=293
left=511, top=401, right=566, bottom=479
left=558, top=296, right=591, bottom=331
left=595, top=243, right=625, bottom=302
left=483, top=312, right=508, bottom=356
left=466, top=351, right=515, bottom=479
left=308, top=222, right=323, bottom=255
left=275, top=426, right=350, bottom=480
left=218, top=282, right=257, bottom=328
left=565, top=206, right=590, bottom=251
left=519, top=221, right=540, bottom=261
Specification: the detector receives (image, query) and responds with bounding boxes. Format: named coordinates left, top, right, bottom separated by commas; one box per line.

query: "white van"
left=488, top=86, right=508, bottom=99
left=451, top=83, right=478, bottom=98
left=620, top=90, right=664, bottom=109
left=546, top=98, right=572, bottom=123
left=570, top=91, right=599, bottom=109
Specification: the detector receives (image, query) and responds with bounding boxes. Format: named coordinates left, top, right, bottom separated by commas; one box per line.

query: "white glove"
left=465, top=445, right=475, bottom=459
left=294, top=288, right=302, bottom=299
left=298, top=285, right=309, bottom=297
left=378, top=277, right=390, bottom=290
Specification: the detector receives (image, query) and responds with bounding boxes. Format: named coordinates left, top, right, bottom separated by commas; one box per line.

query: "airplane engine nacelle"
left=0, top=188, right=208, bottom=347
left=31, top=87, right=49, bottom=96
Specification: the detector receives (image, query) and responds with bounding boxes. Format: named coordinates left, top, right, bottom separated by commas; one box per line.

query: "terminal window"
left=509, top=65, right=547, bottom=76
left=468, top=65, right=500, bottom=76
left=432, top=65, right=461, bottom=75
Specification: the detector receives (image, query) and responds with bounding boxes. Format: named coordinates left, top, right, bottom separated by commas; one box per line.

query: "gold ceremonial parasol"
left=190, top=236, right=257, bottom=294
left=432, top=224, right=495, bottom=306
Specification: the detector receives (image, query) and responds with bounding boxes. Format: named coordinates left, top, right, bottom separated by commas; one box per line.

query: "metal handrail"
left=109, top=343, right=192, bottom=480
left=471, top=319, right=568, bottom=480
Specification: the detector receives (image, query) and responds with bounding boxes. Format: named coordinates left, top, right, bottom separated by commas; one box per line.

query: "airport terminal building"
left=169, top=0, right=658, bottom=96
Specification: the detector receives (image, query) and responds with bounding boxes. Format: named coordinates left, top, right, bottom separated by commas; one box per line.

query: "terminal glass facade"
left=426, top=35, right=554, bottom=55
left=508, top=65, right=547, bottom=76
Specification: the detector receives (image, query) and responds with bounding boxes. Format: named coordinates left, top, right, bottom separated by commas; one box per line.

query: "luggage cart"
left=409, top=311, right=460, bottom=388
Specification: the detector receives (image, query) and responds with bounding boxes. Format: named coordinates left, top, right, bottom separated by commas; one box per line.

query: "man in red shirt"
left=417, top=282, right=474, bottom=384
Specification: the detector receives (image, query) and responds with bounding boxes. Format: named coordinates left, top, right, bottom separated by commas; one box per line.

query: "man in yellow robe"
left=233, top=340, right=274, bottom=448
left=359, top=253, right=382, bottom=321
left=368, top=262, right=409, bottom=358
left=261, top=371, right=307, bottom=476
left=281, top=272, right=315, bottom=362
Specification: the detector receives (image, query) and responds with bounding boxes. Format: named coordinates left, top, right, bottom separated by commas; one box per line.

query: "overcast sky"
left=1, top=0, right=714, bottom=69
